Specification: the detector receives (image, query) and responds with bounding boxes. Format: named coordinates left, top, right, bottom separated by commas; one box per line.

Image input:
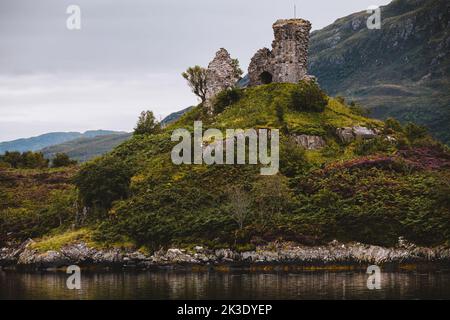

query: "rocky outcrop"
left=352, top=126, right=377, bottom=139
left=204, top=48, right=241, bottom=113
left=336, top=126, right=377, bottom=143
left=248, top=19, right=313, bottom=86
left=2, top=240, right=450, bottom=270
left=308, top=0, right=450, bottom=145
left=292, top=134, right=326, bottom=150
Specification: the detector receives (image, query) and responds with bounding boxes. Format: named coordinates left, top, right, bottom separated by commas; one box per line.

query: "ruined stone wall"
left=248, top=19, right=312, bottom=86
left=204, top=48, right=240, bottom=112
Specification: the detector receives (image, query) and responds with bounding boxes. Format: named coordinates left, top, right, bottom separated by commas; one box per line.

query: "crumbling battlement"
left=204, top=48, right=241, bottom=112
left=204, top=18, right=313, bottom=111
left=248, top=19, right=312, bottom=86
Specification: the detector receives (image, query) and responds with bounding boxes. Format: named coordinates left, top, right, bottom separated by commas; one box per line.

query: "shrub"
left=279, top=138, right=308, bottom=177
left=274, top=99, right=285, bottom=124
left=404, top=122, right=428, bottom=144
left=290, top=80, right=328, bottom=112
left=52, top=153, right=77, bottom=168
left=354, top=136, right=395, bottom=156
left=73, top=157, right=132, bottom=212
left=1, top=151, right=21, bottom=168
left=335, top=96, right=346, bottom=104
left=348, top=101, right=370, bottom=116
left=252, top=175, right=294, bottom=227
left=384, top=117, right=403, bottom=133
left=1, top=151, right=49, bottom=169
left=0, top=161, right=11, bottom=169
left=321, top=140, right=342, bottom=158
left=0, top=188, right=77, bottom=243
left=212, top=88, right=242, bottom=114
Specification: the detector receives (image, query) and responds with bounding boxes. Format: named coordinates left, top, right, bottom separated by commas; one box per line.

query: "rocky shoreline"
left=1, top=239, right=450, bottom=271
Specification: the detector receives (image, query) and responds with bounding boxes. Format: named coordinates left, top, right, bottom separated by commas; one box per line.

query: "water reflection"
left=1, top=270, right=450, bottom=300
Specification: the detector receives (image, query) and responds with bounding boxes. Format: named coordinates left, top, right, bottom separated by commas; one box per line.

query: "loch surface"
left=1, top=270, right=450, bottom=300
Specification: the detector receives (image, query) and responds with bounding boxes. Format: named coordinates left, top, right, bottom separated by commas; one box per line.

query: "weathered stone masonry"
left=248, top=19, right=312, bottom=86
left=204, top=48, right=241, bottom=112
left=204, top=18, right=313, bottom=110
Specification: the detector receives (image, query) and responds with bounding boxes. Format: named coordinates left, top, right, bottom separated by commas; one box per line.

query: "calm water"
left=1, top=270, right=450, bottom=300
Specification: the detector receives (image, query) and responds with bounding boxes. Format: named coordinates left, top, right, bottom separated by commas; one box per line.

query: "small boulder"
left=352, top=126, right=376, bottom=139
left=336, top=127, right=355, bottom=143
left=292, top=134, right=326, bottom=150
left=336, top=126, right=377, bottom=143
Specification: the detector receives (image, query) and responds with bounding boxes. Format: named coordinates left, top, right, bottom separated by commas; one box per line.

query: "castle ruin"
left=204, top=48, right=241, bottom=112
left=248, top=19, right=312, bottom=86
left=203, top=18, right=312, bottom=109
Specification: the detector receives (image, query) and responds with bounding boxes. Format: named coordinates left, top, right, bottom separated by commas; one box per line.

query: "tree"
left=73, top=157, right=132, bottom=213
left=1, top=151, right=49, bottom=169
left=2, top=151, right=21, bottom=168
left=20, top=151, right=49, bottom=169
left=227, top=185, right=251, bottom=230
left=252, top=175, right=293, bottom=227
left=134, top=110, right=160, bottom=135
left=231, top=58, right=243, bottom=79
left=52, top=153, right=77, bottom=168
left=182, top=66, right=208, bottom=103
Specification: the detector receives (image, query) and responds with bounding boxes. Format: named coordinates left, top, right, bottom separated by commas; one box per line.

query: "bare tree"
left=182, top=65, right=208, bottom=103
left=227, top=185, right=251, bottom=230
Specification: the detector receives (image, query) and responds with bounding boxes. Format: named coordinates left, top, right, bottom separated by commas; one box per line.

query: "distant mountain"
left=161, top=106, right=194, bottom=126
left=40, top=133, right=132, bottom=162
left=309, top=0, right=450, bottom=144
left=0, top=130, right=125, bottom=154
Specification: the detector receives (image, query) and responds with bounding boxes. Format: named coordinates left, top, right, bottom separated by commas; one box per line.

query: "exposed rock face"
left=336, top=127, right=355, bottom=143
left=292, top=134, right=326, bottom=150
left=2, top=240, right=450, bottom=270
left=336, top=126, right=377, bottom=143
left=352, top=126, right=377, bottom=139
left=308, top=0, right=450, bottom=145
left=204, top=48, right=241, bottom=112
left=248, top=19, right=312, bottom=86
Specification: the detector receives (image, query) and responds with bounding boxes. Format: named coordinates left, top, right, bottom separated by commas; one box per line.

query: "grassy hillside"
left=0, top=167, right=77, bottom=243
left=309, top=0, right=450, bottom=144
left=40, top=133, right=132, bottom=162
left=2, top=82, right=449, bottom=251
left=65, top=83, right=449, bottom=250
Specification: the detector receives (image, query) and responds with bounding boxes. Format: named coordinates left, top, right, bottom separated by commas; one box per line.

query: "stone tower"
left=248, top=19, right=312, bottom=86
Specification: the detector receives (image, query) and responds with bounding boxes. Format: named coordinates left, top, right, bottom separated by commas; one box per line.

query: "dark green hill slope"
left=309, top=0, right=450, bottom=144
left=70, top=83, right=450, bottom=249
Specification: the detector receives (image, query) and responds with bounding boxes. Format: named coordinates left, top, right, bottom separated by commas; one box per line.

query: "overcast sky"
left=0, top=0, right=391, bottom=141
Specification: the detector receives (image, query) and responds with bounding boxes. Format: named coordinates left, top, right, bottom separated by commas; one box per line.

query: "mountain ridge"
left=39, top=133, right=132, bottom=162
left=308, top=0, right=450, bottom=144
left=0, top=130, right=127, bottom=154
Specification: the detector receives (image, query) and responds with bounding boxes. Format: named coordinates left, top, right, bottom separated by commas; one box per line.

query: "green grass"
left=31, top=228, right=94, bottom=252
